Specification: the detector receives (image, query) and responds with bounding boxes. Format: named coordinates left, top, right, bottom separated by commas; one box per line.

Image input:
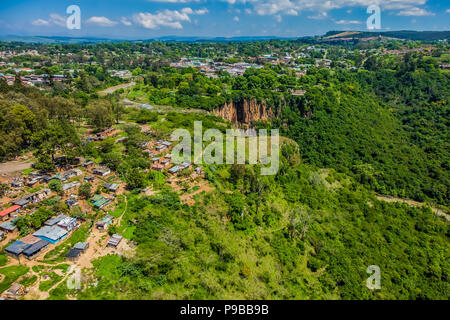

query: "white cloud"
left=49, top=14, right=66, bottom=27
left=32, top=14, right=66, bottom=27
left=445, top=9, right=450, bottom=13
left=222, top=0, right=431, bottom=17
left=121, top=17, right=132, bottom=26
left=133, top=7, right=206, bottom=29
left=147, top=0, right=200, bottom=2
left=32, top=19, right=50, bottom=26
left=335, top=19, right=362, bottom=24
left=233, top=16, right=240, bottom=22
left=194, top=8, right=209, bottom=15
left=397, top=7, right=435, bottom=16
left=87, top=16, right=118, bottom=27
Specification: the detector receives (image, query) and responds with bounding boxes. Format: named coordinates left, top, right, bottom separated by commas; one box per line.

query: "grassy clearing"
left=0, top=265, right=29, bottom=292
left=19, top=275, right=38, bottom=287
left=0, top=254, right=8, bottom=267
left=39, top=271, right=63, bottom=292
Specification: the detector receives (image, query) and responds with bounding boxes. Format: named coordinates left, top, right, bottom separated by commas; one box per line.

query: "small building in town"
left=57, top=216, right=78, bottom=231
left=45, top=214, right=67, bottom=226
left=151, top=164, right=164, bottom=172
left=84, top=175, right=95, bottom=182
left=33, top=225, right=68, bottom=244
left=62, top=181, right=81, bottom=192
left=83, top=160, right=94, bottom=168
left=66, top=248, right=82, bottom=261
left=0, top=231, right=4, bottom=241
left=96, top=215, right=113, bottom=231
left=107, top=234, right=123, bottom=247
left=1, top=283, right=25, bottom=300
left=5, top=241, right=30, bottom=259
left=168, top=166, right=182, bottom=174
left=93, top=167, right=111, bottom=177
left=22, top=239, right=49, bottom=260
left=65, top=198, right=79, bottom=208
left=104, top=183, right=119, bottom=193
left=0, top=221, right=17, bottom=233
left=0, top=205, right=21, bottom=222
left=161, top=159, right=171, bottom=167
left=92, top=196, right=112, bottom=210
left=74, top=242, right=89, bottom=252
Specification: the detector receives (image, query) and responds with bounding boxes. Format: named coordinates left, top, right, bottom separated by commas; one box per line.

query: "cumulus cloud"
left=233, top=16, right=240, bottom=22
left=121, top=17, right=133, bottom=26
left=87, top=16, right=118, bottom=27
left=445, top=9, right=450, bottom=13
left=32, top=19, right=50, bottom=26
left=334, top=19, right=362, bottom=24
left=31, top=13, right=66, bottom=27
left=133, top=7, right=207, bottom=29
left=397, top=7, right=435, bottom=16
left=222, top=0, right=431, bottom=17
left=147, top=0, right=200, bottom=2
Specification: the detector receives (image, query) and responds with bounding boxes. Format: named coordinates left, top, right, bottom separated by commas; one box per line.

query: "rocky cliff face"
left=213, top=99, right=275, bottom=126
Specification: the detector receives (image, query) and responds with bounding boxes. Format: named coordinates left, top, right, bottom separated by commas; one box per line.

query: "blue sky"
left=0, top=0, right=449, bottom=38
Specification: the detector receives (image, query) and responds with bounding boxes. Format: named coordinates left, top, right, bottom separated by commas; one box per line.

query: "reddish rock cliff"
left=213, top=99, right=275, bottom=126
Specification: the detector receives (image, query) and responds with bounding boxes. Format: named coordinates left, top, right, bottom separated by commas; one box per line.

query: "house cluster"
left=170, top=57, right=262, bottom=78
left=0, top=50, right=39, bottom=58
left=0, top=188, right=52, bottom=223
left=0, top=73, right=68, bottom=86
left=4, top=214, right=78, bottom=260
left=108, top=69, right=132, bottom=79
left=87, top=127, right=118, bottom=142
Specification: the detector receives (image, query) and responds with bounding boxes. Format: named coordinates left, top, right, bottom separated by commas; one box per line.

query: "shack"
left=0, top=205, right=21, bottom=222
left=96, top=215, right=113, bottom=231
left=1, top=283, right=25, bottom=300
left=93, top=167, right=111, bottom=177
left=0, top=221, right=17, bottom=233
left=22, top=239, right=49, bottom=260
left=5, top=241, right=30, bottom=259
left=104, top=183, right=119, bottom=193
left=66, top=248, right=82, bottom=261
left=107, top=234, right=123, bottom=247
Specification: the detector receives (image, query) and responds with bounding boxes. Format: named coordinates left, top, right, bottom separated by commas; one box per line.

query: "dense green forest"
left=77, top=150, right=448, bottom=300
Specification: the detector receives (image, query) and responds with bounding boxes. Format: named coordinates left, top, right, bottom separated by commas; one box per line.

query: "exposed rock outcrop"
left=212, top=99, right=274, bottom=126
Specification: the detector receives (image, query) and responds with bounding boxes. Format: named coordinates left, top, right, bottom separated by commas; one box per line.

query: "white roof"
left=33, top=225, right=68, bottom=241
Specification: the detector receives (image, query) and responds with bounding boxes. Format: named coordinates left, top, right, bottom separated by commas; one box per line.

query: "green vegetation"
left=0, top=265, right=29, bottom=292
left=78, top=149, right=449, bottom=299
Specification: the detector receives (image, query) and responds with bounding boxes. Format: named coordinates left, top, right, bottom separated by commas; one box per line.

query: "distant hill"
left=0, top=35, right=297, bottom=44
left=323, top=30, right=450, bottom=41
left=0, top=30, right=448, bottom=44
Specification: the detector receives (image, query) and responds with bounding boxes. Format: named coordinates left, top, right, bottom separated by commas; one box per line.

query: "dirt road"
left=0, top=160, right=32, bottom=175
left=376, top=195, right=449, bottom=221
left=98, top=82, right=136, bottom=96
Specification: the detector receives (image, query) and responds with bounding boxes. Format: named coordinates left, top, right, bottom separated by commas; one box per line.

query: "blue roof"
left=5, top=241, right=31, bottom=255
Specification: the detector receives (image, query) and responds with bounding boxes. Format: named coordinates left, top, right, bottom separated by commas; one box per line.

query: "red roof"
left=0, top=205, right=21, bottom=217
